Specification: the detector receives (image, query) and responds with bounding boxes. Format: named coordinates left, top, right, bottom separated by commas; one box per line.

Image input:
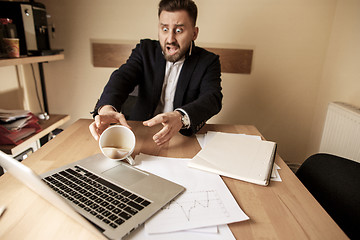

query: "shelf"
left=0, top=114, right=70, bottom=155
left=0, top=54, right=64, bottom=67
left=0, top=53, right=65, bottom=113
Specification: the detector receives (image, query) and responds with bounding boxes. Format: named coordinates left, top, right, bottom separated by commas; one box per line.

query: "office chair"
left=296, top=153, right=360, bottom=239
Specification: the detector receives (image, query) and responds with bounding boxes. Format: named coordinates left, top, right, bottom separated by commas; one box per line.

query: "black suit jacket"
left=95, top=39, right=222, bottom=135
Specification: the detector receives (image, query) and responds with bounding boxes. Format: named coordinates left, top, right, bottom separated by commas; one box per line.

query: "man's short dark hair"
left=158, top=0, right=198, bottom=26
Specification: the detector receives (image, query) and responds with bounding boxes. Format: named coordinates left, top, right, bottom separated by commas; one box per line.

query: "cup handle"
left=125, top=156, right=135, bottom=166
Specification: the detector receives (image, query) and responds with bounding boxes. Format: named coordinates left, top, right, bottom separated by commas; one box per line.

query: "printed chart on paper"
left=135, top=154, right=249, bottom=234
left=162, top=189, right=230, bottom=222
left=146, top=188, right=237, bottom=233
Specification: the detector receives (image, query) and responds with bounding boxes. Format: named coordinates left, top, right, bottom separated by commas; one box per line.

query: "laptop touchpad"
left=102, top=164, right=147, bottom=186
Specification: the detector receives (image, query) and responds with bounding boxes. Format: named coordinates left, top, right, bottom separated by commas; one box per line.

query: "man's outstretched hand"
left=143, top=111, right=183, bottom=146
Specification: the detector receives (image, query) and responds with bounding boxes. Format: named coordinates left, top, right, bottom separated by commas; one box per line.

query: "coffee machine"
left=0, top=1, right=62, bottom=56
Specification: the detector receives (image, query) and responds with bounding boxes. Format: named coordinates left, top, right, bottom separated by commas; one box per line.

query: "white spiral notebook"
left=188, top=132, right=277, bottom=186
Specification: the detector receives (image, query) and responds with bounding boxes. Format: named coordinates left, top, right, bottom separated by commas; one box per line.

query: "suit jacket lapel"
left=152, top=45, right=166, bottom=113
left=173, top=51, right=200, bottom=108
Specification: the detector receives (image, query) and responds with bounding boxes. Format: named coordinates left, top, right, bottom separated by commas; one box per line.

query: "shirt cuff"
left=98, top=105, right=118, bottom=115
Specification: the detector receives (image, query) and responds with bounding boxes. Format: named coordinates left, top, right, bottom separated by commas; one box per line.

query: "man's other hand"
left=89, top=105, right=130, bottom=141
left=143, top=111, right=183, bottom=146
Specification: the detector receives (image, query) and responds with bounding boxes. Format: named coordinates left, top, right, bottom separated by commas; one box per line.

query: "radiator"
left=319, top=102, right=360, bottom=163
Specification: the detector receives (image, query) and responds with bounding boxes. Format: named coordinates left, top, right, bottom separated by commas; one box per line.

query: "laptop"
left=0, top=151, right=185, bottom=239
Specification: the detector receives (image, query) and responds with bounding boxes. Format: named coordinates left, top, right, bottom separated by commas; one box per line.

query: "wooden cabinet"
left=0, top=54, right=69, bottom=158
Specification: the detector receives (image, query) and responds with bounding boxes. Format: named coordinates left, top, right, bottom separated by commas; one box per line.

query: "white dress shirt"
left=157, top=58, right=185, bottom=113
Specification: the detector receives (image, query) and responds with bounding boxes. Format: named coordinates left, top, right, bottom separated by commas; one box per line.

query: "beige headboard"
left=92, top=42, right=253, bottom=74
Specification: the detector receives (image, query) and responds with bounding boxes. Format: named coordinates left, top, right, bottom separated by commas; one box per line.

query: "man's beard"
left=162, top=42, right=190, bottom=62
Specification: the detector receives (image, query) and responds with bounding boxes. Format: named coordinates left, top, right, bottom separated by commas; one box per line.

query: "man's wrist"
left=175, top=108, right=191, bottom=129
left=98, top=105, right=118, bottom=115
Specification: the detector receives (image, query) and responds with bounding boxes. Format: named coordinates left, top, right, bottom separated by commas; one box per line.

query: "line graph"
left=171, top=191, right=212, bottom=221
left=163, top=190, right=230, bottom=221
left=146, top=189, right=232, bottom=233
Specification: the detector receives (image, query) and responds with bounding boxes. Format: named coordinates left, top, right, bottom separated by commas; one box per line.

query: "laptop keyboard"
left=43, top=166, right=151, bottom=229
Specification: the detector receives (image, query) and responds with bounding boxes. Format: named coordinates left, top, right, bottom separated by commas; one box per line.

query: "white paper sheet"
left=196, top=131, right=261, bottom=149
left=196, top=132, right=282, bottom=182
left=271, top=163, right=282, bottom=181
left=135, top=154, right=249, bottom=234
left=129, top=224, right=235, bottom=240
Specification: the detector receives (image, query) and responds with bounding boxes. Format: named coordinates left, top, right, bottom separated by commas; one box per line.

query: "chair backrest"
left=296, top=153, right=360, bottom=239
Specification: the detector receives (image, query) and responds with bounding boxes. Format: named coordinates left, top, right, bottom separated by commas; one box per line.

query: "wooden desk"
left=0, top=119, right=347, bottom=239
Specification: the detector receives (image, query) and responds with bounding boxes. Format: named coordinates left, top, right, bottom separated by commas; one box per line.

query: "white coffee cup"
left=99, top=125, right=136, bottom=165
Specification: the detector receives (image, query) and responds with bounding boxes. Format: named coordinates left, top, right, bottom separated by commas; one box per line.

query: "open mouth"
left=166, top=44, right=179, bottom=56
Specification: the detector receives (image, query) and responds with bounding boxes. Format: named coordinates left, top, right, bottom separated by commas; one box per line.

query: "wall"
left=199, top=0, right=336, bottom=165
left=0, top=66, right=21, bottom=109
left=0, top=64, right=43, bottom=112
left=2, top=0, right=351, bottom=165
left=307, top=0, right=360, bottom=157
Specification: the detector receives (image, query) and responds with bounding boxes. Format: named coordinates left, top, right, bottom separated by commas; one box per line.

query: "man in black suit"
left=90, top=0, right=222, bottom=145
